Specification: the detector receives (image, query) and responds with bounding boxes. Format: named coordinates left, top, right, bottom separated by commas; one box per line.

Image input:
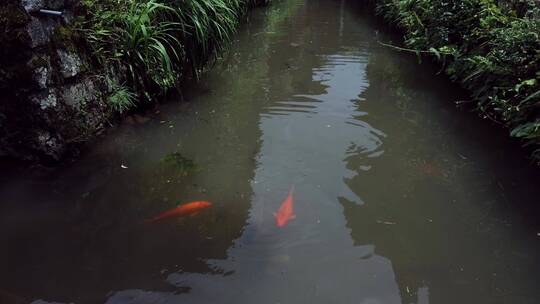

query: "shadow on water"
left=1, top=0, right=540, bottom=304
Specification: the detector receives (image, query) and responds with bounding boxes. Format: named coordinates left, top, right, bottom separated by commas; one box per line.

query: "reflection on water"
left=1, top=0, right=540, bottom=303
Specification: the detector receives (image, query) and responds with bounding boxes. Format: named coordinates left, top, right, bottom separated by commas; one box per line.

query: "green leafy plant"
left=161, top=152, right=199, bottom=176
left=108, top=84, right=137, bottom=114
left=83, top=0, right=183, bottom=94
left=171, top=0, right=247, bottom=76
left=77, top=0, right=267, bottom=115
left=371, top=0, right=540, bottom=162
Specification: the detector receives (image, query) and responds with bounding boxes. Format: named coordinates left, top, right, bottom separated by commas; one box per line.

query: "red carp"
left=274, top=186, right=296, bottom=227
left=144, top=201, right=211, bottom=224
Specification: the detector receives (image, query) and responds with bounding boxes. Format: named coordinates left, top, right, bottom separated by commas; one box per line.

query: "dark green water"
left=2, top=0, right=540, bottom=303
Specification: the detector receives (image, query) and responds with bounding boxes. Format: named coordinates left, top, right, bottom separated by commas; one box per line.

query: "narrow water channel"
left=1, top=0, right=540, bottom=303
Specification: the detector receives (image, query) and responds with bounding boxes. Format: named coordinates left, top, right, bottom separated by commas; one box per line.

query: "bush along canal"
left=362, top=0, right=540, bottom=163
left=2, top=0, right=540, bottom=304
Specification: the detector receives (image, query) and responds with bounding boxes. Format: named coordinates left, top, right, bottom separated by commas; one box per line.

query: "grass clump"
left=170, top=0, right=248, bottom=76
left=78, top=0, right=260, bottom=111
left=369, top=0, right=540, bottom=162
left=81, top=0, right=183, bottom=95
left=108, top=84, right=137, bottom=114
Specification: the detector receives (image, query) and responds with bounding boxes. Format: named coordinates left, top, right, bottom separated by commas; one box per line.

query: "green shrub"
left=78, top=0, right=258, bottom=108
left=170, top=0, right=247, bottom=76
left=108, top=83, right=137, bottom=114
left=372, top=0, right=540, bottom=162
left=82, top=0, right=183, bottom=95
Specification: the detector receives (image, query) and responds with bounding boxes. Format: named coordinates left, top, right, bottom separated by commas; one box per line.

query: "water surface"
left=2, top=0, right=540, bottom=303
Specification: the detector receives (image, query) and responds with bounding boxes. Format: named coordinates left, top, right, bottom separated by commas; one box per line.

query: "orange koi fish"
left=144, top=201, right=211, bottom=224
left=274, top=186, right=296, bottom=227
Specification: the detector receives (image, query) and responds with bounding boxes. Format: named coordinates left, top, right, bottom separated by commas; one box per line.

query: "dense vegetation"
left=77, top=0, right=267, bottom=112
left=368, top=0, right=540, bottom=162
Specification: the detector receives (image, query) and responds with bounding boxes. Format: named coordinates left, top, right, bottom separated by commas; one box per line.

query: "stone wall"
left=0, top=0, right=112, bottom=162
left=0, top=0, right=271, bottom=163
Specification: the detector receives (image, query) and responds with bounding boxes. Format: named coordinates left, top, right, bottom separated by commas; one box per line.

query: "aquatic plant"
left=161, top=152, right=199, bottom=176
left=368, top=0, right=540, bottom=162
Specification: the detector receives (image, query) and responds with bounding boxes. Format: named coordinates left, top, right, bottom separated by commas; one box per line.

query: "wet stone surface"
left=57, top=49, right=82, bottom=78
left=22, top=0, right=44, bottom=12
left=0, top=0, right=111, bottom=160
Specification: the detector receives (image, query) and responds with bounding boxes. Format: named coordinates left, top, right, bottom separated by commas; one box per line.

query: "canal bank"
left=361, top=0, right=540, bottom=163
left=0, top=0, right=269, bottom=162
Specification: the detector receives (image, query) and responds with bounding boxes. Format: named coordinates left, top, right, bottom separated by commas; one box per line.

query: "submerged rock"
left=161, top=152, right=198, bottom=176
